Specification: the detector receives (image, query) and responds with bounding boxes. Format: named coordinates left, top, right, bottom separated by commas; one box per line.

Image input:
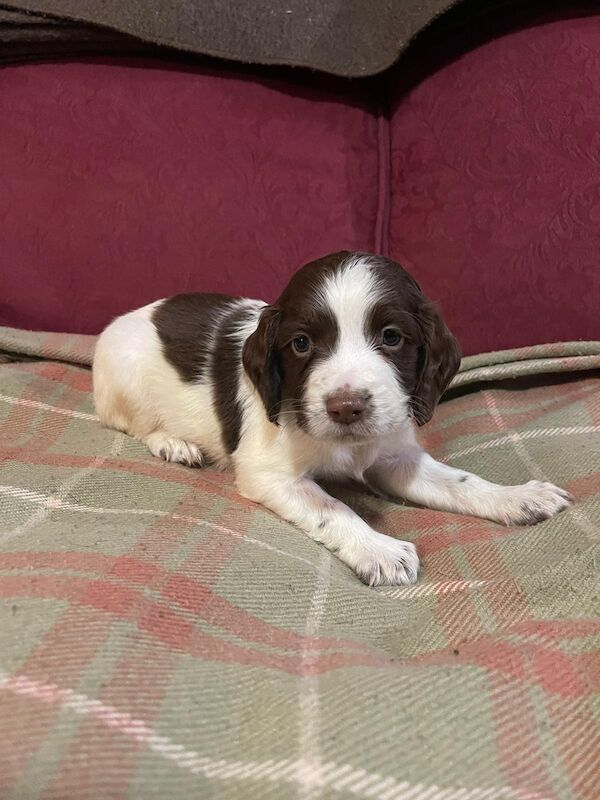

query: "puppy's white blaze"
left=304, top=255, right=410, bottom=438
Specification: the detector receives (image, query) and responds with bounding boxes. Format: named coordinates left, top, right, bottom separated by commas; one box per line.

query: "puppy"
left=93, top=251, right=572, bottom=586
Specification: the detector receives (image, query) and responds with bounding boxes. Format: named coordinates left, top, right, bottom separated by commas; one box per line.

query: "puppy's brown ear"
left=412, top=302, right=461, bottom=425
left=242, top=306, right=282, bottom=423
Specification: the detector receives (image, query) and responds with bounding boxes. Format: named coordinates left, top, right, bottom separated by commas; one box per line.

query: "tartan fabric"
left=0, top=327, right=599, bottom=800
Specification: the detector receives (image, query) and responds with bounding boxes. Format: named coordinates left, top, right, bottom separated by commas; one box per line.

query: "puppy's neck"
left=279, top=414, right=394, bottom=482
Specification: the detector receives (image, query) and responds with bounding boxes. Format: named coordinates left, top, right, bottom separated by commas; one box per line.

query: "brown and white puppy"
left=93, top=251, right=572, bottom=586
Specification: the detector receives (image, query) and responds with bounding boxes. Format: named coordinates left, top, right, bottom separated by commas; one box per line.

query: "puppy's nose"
left=326, top=391, right=368, bottom=425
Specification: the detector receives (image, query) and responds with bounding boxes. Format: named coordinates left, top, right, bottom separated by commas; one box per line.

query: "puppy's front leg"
left=367, top=446, right=572, bottom=526
left=237, top=472, right=418, bottom=586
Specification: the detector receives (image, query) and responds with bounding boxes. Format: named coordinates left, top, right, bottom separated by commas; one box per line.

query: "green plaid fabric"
left=1, top=326, right=599, bottom=800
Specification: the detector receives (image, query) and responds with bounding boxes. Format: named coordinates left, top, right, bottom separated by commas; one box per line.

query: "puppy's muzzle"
left=325, top=390, right=371, bottom=426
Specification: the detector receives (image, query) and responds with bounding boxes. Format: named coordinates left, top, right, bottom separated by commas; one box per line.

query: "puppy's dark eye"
left=382, top=328, right=403, bottom=347
left=292, top=335, right=311, bottom=354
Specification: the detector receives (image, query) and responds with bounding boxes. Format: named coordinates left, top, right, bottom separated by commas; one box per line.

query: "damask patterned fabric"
left=0, top=60, right=380, bottom=336
left=1, top=327, right=599, bottom=799
left=389, top=13, right=600, bottom=355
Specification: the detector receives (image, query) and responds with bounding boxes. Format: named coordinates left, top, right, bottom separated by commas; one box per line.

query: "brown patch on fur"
left=412, top=301, right=461, bottom=425
left=241, top=306, right=282, bottom=423
left=153, top=293, right=239, bottom=382
left=367, top=256, right=461, bottom=426
left=212, top=305, right=258, bottom=453
left=243, top=252, right=345, bottom=424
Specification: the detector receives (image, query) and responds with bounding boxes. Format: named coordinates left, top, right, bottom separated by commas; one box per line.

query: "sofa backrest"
left=387, top=8, right=600, bottom=355
left=1, top=60, right=382, bottom=334
left=2, top=5, right=599, bottom=355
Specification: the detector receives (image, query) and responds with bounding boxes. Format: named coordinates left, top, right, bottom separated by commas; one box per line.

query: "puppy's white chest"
left=313, top=441, right=376, bottom=481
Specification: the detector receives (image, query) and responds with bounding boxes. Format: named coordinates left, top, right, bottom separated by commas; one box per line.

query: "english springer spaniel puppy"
left=93, top=252, right=572, bottom=586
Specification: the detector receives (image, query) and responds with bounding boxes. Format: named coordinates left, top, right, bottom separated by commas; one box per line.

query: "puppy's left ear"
left=242, top=306, right=282, bottom=423
left=412, top=302, right=461, bottom=426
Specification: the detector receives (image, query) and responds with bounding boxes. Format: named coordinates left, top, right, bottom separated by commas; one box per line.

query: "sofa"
left=1, top=4, right=599, bottom=799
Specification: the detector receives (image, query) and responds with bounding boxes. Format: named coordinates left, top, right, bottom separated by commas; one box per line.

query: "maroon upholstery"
left=0, top=61, right=380, bottom=334
left=388, top=13, right=600, bottom=355
left=1, top=9, right=599, bottom=355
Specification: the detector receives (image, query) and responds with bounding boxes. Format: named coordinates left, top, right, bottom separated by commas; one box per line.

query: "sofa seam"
left=374, top=76, right=391, bottom=257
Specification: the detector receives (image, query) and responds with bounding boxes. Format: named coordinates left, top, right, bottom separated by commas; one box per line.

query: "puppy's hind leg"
left=145, top=432, right=206, bottom=468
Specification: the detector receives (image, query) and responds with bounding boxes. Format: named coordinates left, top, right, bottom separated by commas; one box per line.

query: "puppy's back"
left=93, top=300, right=164, bottom=436
left=93, top=293, right=264, bottom=464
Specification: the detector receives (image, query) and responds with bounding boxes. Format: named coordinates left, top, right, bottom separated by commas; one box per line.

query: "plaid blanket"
left=1, top=326, right=599, bottom=800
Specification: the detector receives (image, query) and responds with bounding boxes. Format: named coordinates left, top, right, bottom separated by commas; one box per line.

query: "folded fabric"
left=0, top=0, right=486, bottom=76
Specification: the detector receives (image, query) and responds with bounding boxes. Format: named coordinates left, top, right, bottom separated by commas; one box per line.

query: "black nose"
left=325, top=391, right=368, bottom=425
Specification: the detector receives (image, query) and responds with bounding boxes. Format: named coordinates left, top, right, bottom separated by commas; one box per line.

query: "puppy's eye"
left=292, top=335, right=311, bottom=354
left=382, top=328, right=403, bottom=347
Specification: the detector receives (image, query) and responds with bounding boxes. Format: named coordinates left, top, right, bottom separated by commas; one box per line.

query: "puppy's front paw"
left=353, top=537, right=419, bottom=587
left=501, top=480, right=573, bottom=526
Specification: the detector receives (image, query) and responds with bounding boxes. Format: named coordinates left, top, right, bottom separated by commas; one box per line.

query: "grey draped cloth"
left=0, top=0, right=463, bottom=76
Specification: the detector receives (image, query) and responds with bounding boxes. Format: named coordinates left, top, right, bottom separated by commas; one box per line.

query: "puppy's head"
left=243, top=251, right=460, bottom=440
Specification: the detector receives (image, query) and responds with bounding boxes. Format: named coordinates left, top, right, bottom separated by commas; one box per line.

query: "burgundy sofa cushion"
left=0, top=60, right=380, bottom=334
left=389, top=12, right=600, bottom=355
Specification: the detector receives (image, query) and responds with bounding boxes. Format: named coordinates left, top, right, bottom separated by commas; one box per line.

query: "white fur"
left=93, top=256, right=572, bottom=587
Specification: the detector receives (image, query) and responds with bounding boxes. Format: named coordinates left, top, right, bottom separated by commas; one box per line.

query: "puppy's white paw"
left=498, top=480, right=572, bottom=526
left=146, top=434, right=205, bottom=468
left=351, top=537, right=419, bottom=587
